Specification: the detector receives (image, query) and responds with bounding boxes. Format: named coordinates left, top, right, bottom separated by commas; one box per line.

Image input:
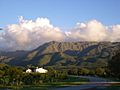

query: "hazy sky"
left=1, top=0, right=120, bottom=28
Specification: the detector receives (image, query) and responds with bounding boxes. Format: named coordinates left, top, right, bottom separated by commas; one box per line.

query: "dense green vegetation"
left=0, top=56, right=120, bottom=89
left=0, top=64, right=108, bottom=88
left=108, top=51, right=120, bottom=79
left=65, top=67, right=107, bottom=77
left=0, top=64, right=67, bottom=87
left=1, top=50, right=120, bottom=87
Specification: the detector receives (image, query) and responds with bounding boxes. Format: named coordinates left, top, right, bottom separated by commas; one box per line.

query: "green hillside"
left=0, top=41, right=120, bottom=68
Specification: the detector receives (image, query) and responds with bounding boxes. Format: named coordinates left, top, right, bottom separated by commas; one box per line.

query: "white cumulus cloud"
left=66, top=20, right=120, bottom=42
left=0, top=17, right=120, bottom=51
left=0, top=16, right=65, bottom=51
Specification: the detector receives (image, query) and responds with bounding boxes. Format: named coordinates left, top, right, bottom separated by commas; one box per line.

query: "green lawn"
left=0, top=76, right=89, bottom=90
left=61, top=75, right=89, bottom=82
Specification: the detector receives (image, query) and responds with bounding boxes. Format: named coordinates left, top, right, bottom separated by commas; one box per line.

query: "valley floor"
left=55, top=76, right=120, bottom=90
left=1, top=76, right=120, bottom=90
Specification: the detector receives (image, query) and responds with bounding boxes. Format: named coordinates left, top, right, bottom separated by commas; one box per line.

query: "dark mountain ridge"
left=0, top=41, right=120, bottom=67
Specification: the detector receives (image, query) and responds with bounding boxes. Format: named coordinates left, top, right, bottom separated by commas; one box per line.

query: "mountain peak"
left=0, top=41, right=120, bottom=67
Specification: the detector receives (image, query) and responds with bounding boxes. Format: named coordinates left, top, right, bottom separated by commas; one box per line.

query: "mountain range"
left=0, top=41, right=120, bottom=68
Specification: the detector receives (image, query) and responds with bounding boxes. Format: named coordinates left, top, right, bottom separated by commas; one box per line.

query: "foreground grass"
left=0, top=86, right=50, bottom=90
left=0, top=76, right=89, bottom=90
left=61, top=75, right=89, bottom=82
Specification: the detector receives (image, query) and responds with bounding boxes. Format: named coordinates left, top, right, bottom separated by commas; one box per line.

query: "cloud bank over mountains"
left=0, top=16, right=120, bottom=51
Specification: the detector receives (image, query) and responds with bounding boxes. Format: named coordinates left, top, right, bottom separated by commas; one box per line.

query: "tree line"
left=0, top=65, right=67, bottom=86
left=108, top=51, right=120, bottom=79
left=0, top=65, right=108, bottom=86
left=0, top=50, right=120, bottom=86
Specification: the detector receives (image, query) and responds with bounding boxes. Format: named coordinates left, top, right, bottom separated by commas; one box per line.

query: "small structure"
left=25, top=67, right=48, bottom=73
left=26, top=68, right=32, bottom=73
left=35, top=67, right=48, bottom=73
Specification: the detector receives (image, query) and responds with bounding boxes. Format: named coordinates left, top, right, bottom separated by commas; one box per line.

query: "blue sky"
left=1, top=0, right=120, bottom=28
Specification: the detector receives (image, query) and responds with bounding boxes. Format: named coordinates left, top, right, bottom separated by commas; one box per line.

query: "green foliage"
left=108, top=52, right=120, bottom=79
left=0, top=65, right=68, bottom=86
left=61, top=76, right=89, bottom=82
left=66, top=67, right=107, bottom=77
left=95, top=68, right=105, bottom=76
left=38, top=55, right=52, bottom=66
left=78, top=68, right=90, bottom=75
left=0, top=70, right=4, bottom=77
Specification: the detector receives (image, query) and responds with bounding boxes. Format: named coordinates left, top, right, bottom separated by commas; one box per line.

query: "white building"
left=26, top=68, right=32, bottom=73
left=35, top=67, right=48, bottom=73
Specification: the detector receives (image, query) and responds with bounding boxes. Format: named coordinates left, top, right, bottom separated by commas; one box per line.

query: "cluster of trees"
left=66, top=49, right=120, bottom=80
left=0, top=64, right=108, bottom=87
left=0, top=65, right=67, bottom=86
left=67, top=67, right=106, bottom=77
left=108, top=51, right=120, bottom=79
left=0, top=65, right=109, bottom=86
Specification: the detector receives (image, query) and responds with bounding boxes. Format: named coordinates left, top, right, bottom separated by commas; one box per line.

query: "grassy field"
left=0, top=76, right=89, bottom=90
